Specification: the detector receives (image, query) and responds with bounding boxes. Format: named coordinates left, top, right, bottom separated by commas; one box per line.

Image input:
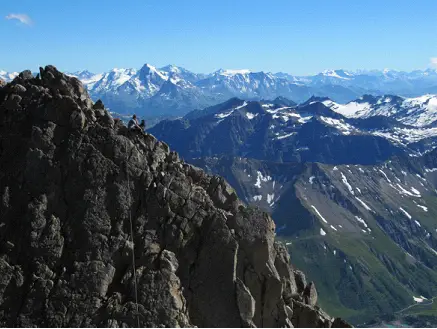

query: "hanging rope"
left=126, top=138, right=140, bottom=328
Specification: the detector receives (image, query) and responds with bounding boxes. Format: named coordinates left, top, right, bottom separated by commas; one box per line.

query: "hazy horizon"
left=3, top=64, right=437, bottom=77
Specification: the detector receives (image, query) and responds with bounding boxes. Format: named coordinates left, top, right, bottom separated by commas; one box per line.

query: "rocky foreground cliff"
left=0, top=66, right=349, bottom=327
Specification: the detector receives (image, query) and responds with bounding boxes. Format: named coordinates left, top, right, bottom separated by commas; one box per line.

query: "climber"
left=139, top=119, right=146, bottom=132
left=128, top=114, right=141, bottom=131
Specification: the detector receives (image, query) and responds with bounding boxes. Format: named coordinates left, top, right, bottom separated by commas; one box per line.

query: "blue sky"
left=1, top=0, right=437, bottom=75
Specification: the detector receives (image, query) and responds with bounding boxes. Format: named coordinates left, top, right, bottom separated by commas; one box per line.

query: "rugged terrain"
left=189, top=153, right=437, bottom=325
left=150, top=97, right=437, bottom=164
left=148, top=97, right=437, bottom=326
left=0, top=66, right=349, bottom=327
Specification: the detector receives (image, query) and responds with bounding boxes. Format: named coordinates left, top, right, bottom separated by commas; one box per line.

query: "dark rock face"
left=0, top=66, right=350, bottom=327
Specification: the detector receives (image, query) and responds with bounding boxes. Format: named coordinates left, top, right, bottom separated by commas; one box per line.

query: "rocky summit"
left=0, top=66, right=349, bottom=327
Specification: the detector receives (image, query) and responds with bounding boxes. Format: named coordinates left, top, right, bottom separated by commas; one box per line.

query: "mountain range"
left=149, top=96, right=437, bottom=326
left=3, top=65, right=437, bottom=118
left=0, top=66, right=352, bottom=328
left=149, top=96, right=437, bottom=164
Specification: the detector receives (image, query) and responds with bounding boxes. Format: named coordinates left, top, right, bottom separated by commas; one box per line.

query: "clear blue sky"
left=1, top=0, right=437, bottom=75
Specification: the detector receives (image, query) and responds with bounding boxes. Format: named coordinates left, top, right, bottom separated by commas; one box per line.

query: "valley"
left=147, top=97, right=437, bottom=326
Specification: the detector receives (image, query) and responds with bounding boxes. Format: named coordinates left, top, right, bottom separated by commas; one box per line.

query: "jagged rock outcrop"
left=0, top=66, right=350, bottom=327
left=0, top=79, right=5, bottom=88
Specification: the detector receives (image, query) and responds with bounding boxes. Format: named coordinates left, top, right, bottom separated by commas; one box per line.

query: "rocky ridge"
left=0, top=66, right=349, bottom=327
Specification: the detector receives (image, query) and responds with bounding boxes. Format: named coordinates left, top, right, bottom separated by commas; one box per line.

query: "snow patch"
left=253, top=195, right=262, bottom=201
left=355, top=197, right=372, bottom=211
left=246, top=112, right=258, bottom=120
left=319, top=116, right=356, bottom=135
left=320, top=228, right=327, bottom=236
left=355, top=216, right=368, bottom=228
left=254, top=171, right=272, bottom=188
left=311, top=206, right=328, bottom=223
left=341, top=172, right=354, bottom=195
left=416, top=173, right=426, bottom=181
left=399, top=207, right=412, bottom=219
left=215, top=101, right=248, bottom=119
left=410, top=187, right=421, bottom=196
left=394, top=183, right=420, bottom=197
left=413, top=296, right=425, bottom=303
left=325, top=99, right=372, bottom=117
left=276, top=132, right=296, bottom=140
left=379, top=169, right=392, bottom=183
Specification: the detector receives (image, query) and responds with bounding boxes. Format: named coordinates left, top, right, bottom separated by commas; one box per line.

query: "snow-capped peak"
left=138, top=63, right=167, bottom=80
left=322, top=94, right=437, bottom=127
left=160, top=64, right=183, bottom=74
left=68, top=70, right=98, bottom=81
left=0, top=70, right=19, bottom=82
left=320, top=69, right=353, bottom=80
left=71, top=69, right=94, bottom=76
left=217, top=69, right=252, bottom=76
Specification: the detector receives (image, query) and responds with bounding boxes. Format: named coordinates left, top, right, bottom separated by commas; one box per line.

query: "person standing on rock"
left=128, top=114, right=141, bottom=131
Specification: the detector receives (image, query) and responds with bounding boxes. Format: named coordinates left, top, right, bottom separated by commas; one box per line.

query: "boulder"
left=236, top=278, right=256, bottom=326
left=303, top=282, right=318, bottom=306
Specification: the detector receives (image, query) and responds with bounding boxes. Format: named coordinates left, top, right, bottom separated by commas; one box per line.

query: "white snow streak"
left=399, top=207, right=412, bottom=219
left=341, top=172, right=354, bottom=195
left=311, top=206, right=328, bottom=223
left=355, top=197, right=372, bottom=211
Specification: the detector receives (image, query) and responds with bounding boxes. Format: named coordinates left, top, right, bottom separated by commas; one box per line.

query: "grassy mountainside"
left=191, top=154, right=437, bottom=325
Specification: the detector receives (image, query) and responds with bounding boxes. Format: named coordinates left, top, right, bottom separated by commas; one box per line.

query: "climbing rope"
left=126, top=138, right=140, bottom=328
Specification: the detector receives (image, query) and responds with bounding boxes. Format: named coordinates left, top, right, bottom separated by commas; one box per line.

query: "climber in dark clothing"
left=139, top=120, right=146, bottom=132
left=128, top=114, right=141, bottom=131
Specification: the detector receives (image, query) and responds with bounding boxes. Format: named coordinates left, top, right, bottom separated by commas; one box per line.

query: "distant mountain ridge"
left=3, top=65, right=437, bottom=117
left=149, top=97, right=437, bottom=164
